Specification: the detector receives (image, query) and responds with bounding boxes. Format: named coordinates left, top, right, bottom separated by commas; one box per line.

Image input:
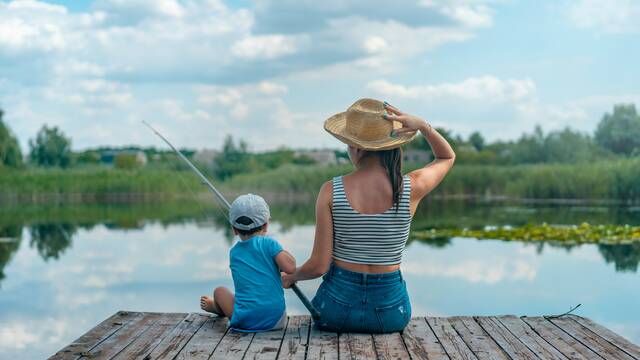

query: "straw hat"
left=324, top=98, right=417, bottom=150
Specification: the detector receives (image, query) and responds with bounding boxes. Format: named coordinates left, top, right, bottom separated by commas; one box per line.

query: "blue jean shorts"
left=311, top=263, right=411, bottom=333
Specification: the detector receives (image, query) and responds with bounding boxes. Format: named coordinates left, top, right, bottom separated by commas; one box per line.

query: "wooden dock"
left=49, top=311, right=640, bottom=359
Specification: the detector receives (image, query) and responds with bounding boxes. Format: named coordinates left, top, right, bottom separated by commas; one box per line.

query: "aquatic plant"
left=412, top=223, right=640, bottom=245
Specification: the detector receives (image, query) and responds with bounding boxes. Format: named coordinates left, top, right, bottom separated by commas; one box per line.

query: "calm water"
left=1, top=201, right=639, bottom=359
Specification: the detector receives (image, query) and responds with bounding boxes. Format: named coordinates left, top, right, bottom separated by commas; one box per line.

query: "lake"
left=1, top=200, right=639, bottom=359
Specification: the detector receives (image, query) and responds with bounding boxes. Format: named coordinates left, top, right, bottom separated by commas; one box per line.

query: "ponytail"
left=376, top=148, right=403, bottom=212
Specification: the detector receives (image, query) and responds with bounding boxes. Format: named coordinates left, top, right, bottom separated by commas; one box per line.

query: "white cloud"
left=403, top=258, right=537, bottom=284
left=420, top=0, right=493, bottom=28
left=367, top=76, right=536, bottom=103
left=231, top=35, right=299, bottom=60
left=567, top=0, right=640, bottom=33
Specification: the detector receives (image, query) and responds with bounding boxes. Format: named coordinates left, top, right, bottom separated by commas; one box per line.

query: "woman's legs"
left=200, top=286, right=234, bottom=318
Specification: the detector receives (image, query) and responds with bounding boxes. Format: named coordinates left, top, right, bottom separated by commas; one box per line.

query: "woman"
left=282, top=98, right=455, bottom=333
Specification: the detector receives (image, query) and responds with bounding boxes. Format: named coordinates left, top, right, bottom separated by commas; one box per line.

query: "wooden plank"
left=306, top=326, right=339, bottom=360
left=448, top=317, right=508, bottom=360
left=81, top=312, right=164, bottom=360
left=474, top=317, right=539, bottom=360
left=568, top=315, right=640, bottom=359
left=146, top=313, right=210, bottom=359
left=339, top=333, right=377, bottom=360
left=401, top=317, right=449, bottom=360
left=243, top=319, right=288, bottom=360
left=49, top=311, right=141, bottom=360
left=210, top=329, right=255, bottom=360
left=112, top=313, right=188, bottom=360
left=496, top=316, right=567, bottom=360
left=549, top=317, right=636, bottom=360
left=427, top=317, right=478, bottom=360
left=373, top=332, right=411, bottom=360
left=175, top=316, right=229, bottom=360
left=521, top=316, right=602, bottom=360
left=277, top=316, right=310, bottom=360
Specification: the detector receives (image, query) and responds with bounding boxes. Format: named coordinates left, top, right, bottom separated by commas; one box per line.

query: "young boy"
left=200, top=193, right=296, bottom=331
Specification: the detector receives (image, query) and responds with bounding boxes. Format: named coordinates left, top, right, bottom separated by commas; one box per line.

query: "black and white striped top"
left=331, top=175, right=412, bottom=265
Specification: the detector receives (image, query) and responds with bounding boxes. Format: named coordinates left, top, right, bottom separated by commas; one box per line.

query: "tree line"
left=1, top=103, right=639, bottom=173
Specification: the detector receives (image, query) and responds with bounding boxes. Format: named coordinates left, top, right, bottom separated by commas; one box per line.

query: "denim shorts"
left=311, top=263, right=411, bottom=333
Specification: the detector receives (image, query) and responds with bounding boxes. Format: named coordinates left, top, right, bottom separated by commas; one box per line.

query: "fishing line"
left=164, top=149, right=229, bottom=222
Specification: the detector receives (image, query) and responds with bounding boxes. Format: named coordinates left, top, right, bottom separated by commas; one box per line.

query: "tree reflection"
left=0, top=225, right=22, bottom=283
left=29, top=224, right=76, bottom=261
left=598, top=243, right=640, bottom=272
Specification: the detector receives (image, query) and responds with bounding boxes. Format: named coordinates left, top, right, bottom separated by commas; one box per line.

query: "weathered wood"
left=549, top=316, right=636, bottom=360
left=243, top=319, right=288, bottom=360
left=339, top=333, right=377, bottom=360
left=306, top=325, right=339, bottom=360
left=112, top=312, right=187, bottom=360
left=373, top=332, right=411, bottom=360
left=50, top=313, right=640, bottom=360
left=49, top=311, right=140, bottom=360
left=474, top=316, right=539, bottom=360
left=277, top=315, right=310, bottom=360
left=427, top=317, right=478, bottom=360
left=496, top=315, right=568, bottom=360
left=568, top=315, right=640, bottom=359
left=521, top=316, right=601, bottom=360
left=82, top=312, right=163, bottom=360
left=175, top=316, right=229, bottom=360
left=401, top=317, right=449, bottom=360
left=449, top=316, right=508, bottom=360
left=147, top=313, right=210, bottom=359
left=210, top=328, right=255, bottom=360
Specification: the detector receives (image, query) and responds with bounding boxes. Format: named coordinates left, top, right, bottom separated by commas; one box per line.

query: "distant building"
left=295, top=150, right=338, bottom=166
left=101, top=150, right=147, bottom=166
left=403, top=149, right=432, bottom=164
left=194, top=149, right=219, bottom=165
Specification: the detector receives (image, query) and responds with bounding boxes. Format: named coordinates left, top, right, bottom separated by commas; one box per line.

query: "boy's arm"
left=275, top=250, right=296, bottom=274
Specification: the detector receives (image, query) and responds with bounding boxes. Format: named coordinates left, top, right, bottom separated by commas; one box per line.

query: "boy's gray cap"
left=229, top=194, right=270, bottom=230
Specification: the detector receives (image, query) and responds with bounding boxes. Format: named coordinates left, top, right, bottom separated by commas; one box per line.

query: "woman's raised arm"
left=383, top=103, right=455, bottom=213
left=281, top=180, right=333, bottom=288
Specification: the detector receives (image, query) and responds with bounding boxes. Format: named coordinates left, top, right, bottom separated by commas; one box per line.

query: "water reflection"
left=1, top=200, right=639, bottom=359
left=0, top=200, right=639, bottom=287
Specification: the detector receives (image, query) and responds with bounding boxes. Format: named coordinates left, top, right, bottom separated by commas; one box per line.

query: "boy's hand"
left=281, top=272, right=296, bottom=289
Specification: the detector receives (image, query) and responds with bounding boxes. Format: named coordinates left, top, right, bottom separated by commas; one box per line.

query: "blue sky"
left=0, top=0, right=639, bottom=151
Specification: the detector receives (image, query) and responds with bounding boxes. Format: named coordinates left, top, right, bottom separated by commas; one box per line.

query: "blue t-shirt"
left=229, top=235, right=285, bottom=331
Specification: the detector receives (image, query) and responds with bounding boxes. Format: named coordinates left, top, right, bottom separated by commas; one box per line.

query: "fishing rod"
left=142, top=121, right=321, bottom=321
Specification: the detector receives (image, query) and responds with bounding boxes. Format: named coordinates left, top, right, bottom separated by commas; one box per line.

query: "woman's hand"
left=281, top=272, right=296, bottom=289
left=383, top=102, right=431, bottom=136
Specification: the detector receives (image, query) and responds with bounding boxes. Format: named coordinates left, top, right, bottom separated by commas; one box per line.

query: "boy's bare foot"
left=200, top=296, right=219, bottom=314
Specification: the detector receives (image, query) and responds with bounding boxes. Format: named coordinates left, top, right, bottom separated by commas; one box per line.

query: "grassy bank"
left=226, top=158, right=640, bottom=203
left=1, top=158, right=640, bottom=203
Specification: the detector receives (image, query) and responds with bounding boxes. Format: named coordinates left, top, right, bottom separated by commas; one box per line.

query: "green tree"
left=510, top=125, right=546, bottom=163
left=468, top=131, right=485, bottom=151
left=114, top=153, right=143, bottom=170
left=544, top=128, right=597, bottom=163
left=595, top=104, right=640, bottom=155
left=0, top=109, right=24, bottom=168
left=213, top=135, right=254, bottom=180
left=29, top=125, right=73, bottom=168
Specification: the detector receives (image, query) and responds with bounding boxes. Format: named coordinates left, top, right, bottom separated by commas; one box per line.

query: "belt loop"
left=399, top=270, right=403, bottom=283
left=362, top=272, right=367, bottom=286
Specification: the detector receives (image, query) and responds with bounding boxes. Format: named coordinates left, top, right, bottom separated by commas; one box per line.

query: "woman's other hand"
left=281, top=272, right=296, bottom=289
left=383, top=102, right=430, bottom=135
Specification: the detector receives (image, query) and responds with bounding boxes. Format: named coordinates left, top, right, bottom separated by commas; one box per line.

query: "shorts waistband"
left=326, top=262, right=403, bottom=285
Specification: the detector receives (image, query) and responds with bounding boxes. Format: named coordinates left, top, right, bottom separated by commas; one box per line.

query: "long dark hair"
left=365, top=148, right=403, bottom=211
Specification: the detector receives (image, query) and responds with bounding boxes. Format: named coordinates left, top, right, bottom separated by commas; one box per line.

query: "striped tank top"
left=331, top=175, right=412, bottom=265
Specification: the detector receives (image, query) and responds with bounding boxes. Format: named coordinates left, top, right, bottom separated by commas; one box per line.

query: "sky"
left=0, top=0, right=639, bottom=152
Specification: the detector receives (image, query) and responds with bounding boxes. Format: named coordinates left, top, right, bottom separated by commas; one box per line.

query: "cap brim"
left=324, top=112, right=417, bottom=150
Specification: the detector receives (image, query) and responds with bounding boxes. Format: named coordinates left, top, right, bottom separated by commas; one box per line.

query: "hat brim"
left=324, top=111, right=417, bottom=150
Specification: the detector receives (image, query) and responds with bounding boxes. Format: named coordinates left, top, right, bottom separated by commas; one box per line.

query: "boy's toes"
left=200, top=296, right=216, bottom=313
